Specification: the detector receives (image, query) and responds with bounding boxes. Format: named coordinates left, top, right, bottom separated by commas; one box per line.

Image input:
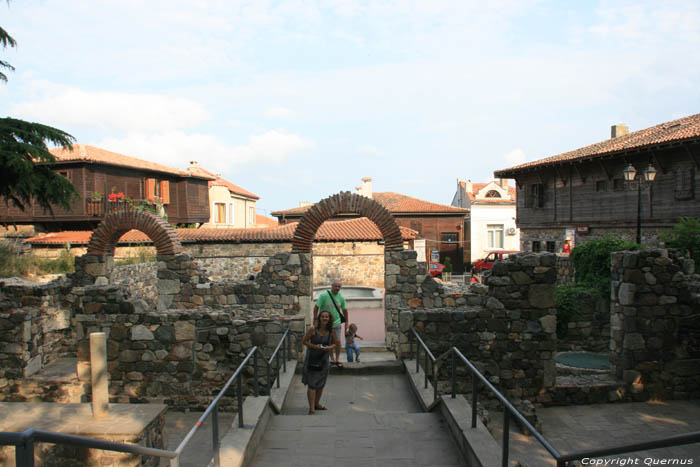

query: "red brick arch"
left=86, top=210, right=183, bottom=257
left=292, top=191, right=404, bottom=253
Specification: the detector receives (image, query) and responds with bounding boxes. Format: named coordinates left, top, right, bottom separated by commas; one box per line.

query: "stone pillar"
left=90, top=332, right=109, bottom=418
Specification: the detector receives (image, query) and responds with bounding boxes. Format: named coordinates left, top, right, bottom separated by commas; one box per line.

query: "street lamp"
left=623, top=163, right=657, bottom=244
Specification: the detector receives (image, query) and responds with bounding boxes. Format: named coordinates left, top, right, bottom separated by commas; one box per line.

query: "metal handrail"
left=0, top=327, right=293, bottom=467
left=409, top=327, right=700, bottom=467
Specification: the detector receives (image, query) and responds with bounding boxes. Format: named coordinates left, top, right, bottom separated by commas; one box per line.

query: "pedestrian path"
left=248, top=371, right=466, bottom=466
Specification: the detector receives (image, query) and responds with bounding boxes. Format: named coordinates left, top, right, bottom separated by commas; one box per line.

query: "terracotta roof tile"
left=271, top=192, right=468, bottom=217
left=188, top=166, right=259, bottom=199
left=255, top=214, right=278, bottom=227
left=495, top=113, right=700, bottom=177
left=50, top=144, right=213, bottom=179
left=24, top=218, right=416, bottom=246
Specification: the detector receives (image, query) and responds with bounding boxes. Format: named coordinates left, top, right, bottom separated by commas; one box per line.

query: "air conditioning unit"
left=506, top=227, right=517, bottom=236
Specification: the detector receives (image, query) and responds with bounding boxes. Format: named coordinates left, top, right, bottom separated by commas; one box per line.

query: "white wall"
left=202, top=186, right=257, bottom=228
left=470, top=204, right=520, bottom=262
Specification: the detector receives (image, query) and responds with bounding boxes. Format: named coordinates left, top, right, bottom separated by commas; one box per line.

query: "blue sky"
left=2, top=0, right=699, bottom=216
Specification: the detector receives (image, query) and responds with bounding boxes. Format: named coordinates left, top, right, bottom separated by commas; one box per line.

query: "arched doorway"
left=291, top=191, right=404, bottom=346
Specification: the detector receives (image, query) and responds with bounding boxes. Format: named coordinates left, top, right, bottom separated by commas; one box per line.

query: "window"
left=249, top=206, right=255, bottom=225
left=214, top=203, right=227, bottom=224
left=441, top=232, right=459, bottom=243
left=546, top=241, right=556, bottom=253
left=596, top=180, right=607, bottom=192
left=532, top=241, right=541, bottom=252
left=58, top=170, right=72, bottom=181
left=528, top=184, right=544, bottom=208
left=485, top=190, right=501, bottom=198
left=675, top=165, right=695, bottom=200
left=613, top=178, right=625, bottom=191
left=487, top=224, right=504, bottom=249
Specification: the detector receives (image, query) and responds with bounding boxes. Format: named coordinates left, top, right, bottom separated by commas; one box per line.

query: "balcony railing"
left=85, top=199, right=158, bottom=218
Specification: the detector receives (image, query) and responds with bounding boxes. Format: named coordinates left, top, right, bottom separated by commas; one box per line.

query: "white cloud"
left=11, top=84, right=209, bottom=132
left=358, top=144, right=380, bottom=156
left=265, top=107, right=296, bottom=118
left=97, top=129, right=315, bottom=173
left=230, top=130, right=315, bottom=165
left=503, top=148, right=526, bottom=166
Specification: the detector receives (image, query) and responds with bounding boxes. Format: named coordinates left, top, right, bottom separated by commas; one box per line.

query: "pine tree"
left=1, top=10, right=77, bottom=214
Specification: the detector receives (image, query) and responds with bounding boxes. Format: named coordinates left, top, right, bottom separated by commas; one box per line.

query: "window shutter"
left=159, top=180, right=170, bottom=204
left=145, top=178, right=155, bottom=202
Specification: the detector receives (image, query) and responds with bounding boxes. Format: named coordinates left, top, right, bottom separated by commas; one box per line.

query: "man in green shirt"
left=313, top=279, right=348, bottom=367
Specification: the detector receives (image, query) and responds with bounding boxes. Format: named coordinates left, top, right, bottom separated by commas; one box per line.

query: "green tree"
left=661, top=217, right=700, bottom=266
left=1, top=10, right=77, bottom=213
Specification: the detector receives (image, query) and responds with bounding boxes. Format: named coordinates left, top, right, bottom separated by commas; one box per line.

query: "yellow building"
left=187, top=162, right=260, bottom=228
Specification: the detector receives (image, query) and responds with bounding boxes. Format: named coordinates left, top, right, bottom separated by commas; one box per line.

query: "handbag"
left=327, top=290, right=347, bottom=324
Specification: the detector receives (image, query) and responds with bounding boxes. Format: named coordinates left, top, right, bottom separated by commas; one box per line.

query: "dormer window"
left=485, top=190, right=501, bottom=198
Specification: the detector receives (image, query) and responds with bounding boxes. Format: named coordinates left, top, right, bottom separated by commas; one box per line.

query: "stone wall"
left=556, top=255, right=573, bottom=284
left=185, top=243, right=289, bottom=282
left=110, top=261, right=159, bottom=309
left=386, top=250, right=557, bottom=402
left=520, top=226, right=666, bottom=252
left=610, top=248, right=700, bottom=400
left=0, top=281, right=74, bottom=392
left=312, top=241, right=384, bottom=288
left=72, top=290, right=305, bottom=409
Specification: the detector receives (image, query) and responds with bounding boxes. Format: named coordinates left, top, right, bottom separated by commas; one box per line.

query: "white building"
left=451, top=179, right=520, bottom=264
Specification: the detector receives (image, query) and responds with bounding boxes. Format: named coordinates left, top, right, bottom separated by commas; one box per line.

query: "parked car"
left=428, top=262, right=445, bottom=277
left=472, top=250, right=519, bottom=272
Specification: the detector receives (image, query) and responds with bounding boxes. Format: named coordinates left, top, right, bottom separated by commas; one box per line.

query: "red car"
left=428, top=262, right=445, bottom=277
left=472, top=251, right=519, bottom=272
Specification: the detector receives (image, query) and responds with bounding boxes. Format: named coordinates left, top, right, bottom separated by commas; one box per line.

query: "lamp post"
left=623, top=163, right=657, bottom=244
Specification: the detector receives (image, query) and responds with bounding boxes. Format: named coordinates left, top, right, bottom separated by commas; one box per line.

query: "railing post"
left=170, top=456, right=179, bottom=467
left=253, top=351, right=259, bottom=396
left=471, top=372, right=477, bottom=428
left=502, top=410, right=510, bottom=467
left=15, top=431, right=34, bottom=467
left=286, top=330, right=291, bottom=361
left=276, top=350, right=281, bottom=389
left=415, top=341, right=420, bottom=373
left=424, top=351, right=429, bottom=389
left=237, top=375, right=244, bottom=428
left=266, top=359, right=271, bottom=393
left=433, top=361, right=438, bottom=403
left=282, top=334, right=287, bottom=372
left=451, top=349, right=456, bottom=399
left=557, top=461, right=567, bottom=467
left=212, top=404, right=220, bottom=467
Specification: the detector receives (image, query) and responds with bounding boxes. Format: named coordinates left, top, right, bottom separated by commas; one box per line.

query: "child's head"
left=349, top=323, right=358, bottom=332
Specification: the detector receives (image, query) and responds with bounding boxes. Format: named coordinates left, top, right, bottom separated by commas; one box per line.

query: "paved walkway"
left=487, top=400, right=700, bottom=466
left=248, top=373, right=466, bottom=466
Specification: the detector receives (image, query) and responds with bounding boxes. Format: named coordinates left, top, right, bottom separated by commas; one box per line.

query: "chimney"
left=611, top=123, right=629, bottom=139
left=299, top=201, right=312, bottom=208
left=499, top=178, right=509, bottom=188
left=188, top=161, right=199, bottom=173
left=356, top=177, right=373, bottom=198
left=465, top=180, right=473, bottom=194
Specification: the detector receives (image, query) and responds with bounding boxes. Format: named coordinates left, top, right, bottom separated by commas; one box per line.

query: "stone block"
left=157, top=279, right=180, bottom=295
left=528, top=284, right=555, bottom=309
left=623, top=333, right=645, bottom=351
left=618, top=283, right=636, bottom=306
left=131, top=325, right=154, bottom=341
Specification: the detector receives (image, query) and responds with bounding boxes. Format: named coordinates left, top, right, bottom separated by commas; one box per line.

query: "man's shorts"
left=333, top=325, right=343, bottom=344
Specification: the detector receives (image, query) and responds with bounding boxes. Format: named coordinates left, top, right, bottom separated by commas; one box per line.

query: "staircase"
left=247, top=350, right=467, bottom=466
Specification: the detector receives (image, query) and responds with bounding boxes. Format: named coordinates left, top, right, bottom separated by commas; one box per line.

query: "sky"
left=2, top=0, right=699, bottom=217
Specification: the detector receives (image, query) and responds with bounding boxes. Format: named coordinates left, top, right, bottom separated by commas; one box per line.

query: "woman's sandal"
left=308, top=409, right=315, bottom=415
left=332, top=361, right=344, bottom=368
left=316, top=404, right=328, bottom=410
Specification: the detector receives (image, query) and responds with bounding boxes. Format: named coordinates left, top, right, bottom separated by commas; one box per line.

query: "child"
left=345, top=323, right=363, bottom=363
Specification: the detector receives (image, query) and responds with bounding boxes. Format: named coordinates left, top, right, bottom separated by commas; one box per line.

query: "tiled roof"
left=188, top=166, right=259, bottom=200
left=271, top=192, right=468, bottom=217
left=49, top=144, right=213, bottom=179
left=458, top=182, right=516, bottom=203
left=495, top=113, right=700, bottom=177
left=24, top=218, right=417, bottom=246
left=255, top=214, right=278, bottom=227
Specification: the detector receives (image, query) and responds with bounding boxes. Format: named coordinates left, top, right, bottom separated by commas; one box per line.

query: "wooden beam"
left=650, top=150, right=667, bottom=174
left=555, top=166, right=567, bottom=186
left=573, top=162, right=586, bottom=183
left=597, top=159, right=610, bottom=180
left=684, top=145, right=700, bottom=169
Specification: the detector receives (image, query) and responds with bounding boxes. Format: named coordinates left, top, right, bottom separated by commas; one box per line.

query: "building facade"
left=494, top=114, right=700, bottom=251
left=451, top=179, right=519, bottom=265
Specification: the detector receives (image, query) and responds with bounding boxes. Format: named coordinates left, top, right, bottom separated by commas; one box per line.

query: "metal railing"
left=0, top=327, right=293, bottom=467
left=409, top=327, right=700, bottom=467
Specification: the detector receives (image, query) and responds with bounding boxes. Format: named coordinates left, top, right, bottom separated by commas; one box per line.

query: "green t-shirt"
left=316, top=290, right=346, bottom=326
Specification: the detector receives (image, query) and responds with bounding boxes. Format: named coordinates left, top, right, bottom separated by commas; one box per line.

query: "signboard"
left=430, top=250, right=440, bottom=263
left=414, top=239, right=426, bottom=263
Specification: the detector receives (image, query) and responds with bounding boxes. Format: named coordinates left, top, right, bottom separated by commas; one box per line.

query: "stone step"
left=541, top=374, right=627, bottom=406
left=295, top=359, right=405, bottom=375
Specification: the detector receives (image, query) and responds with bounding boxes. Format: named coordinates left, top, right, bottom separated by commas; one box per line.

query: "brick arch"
left=292, top=191, right=404, bottom=253
left=86, top=210, right=183, bottom=257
